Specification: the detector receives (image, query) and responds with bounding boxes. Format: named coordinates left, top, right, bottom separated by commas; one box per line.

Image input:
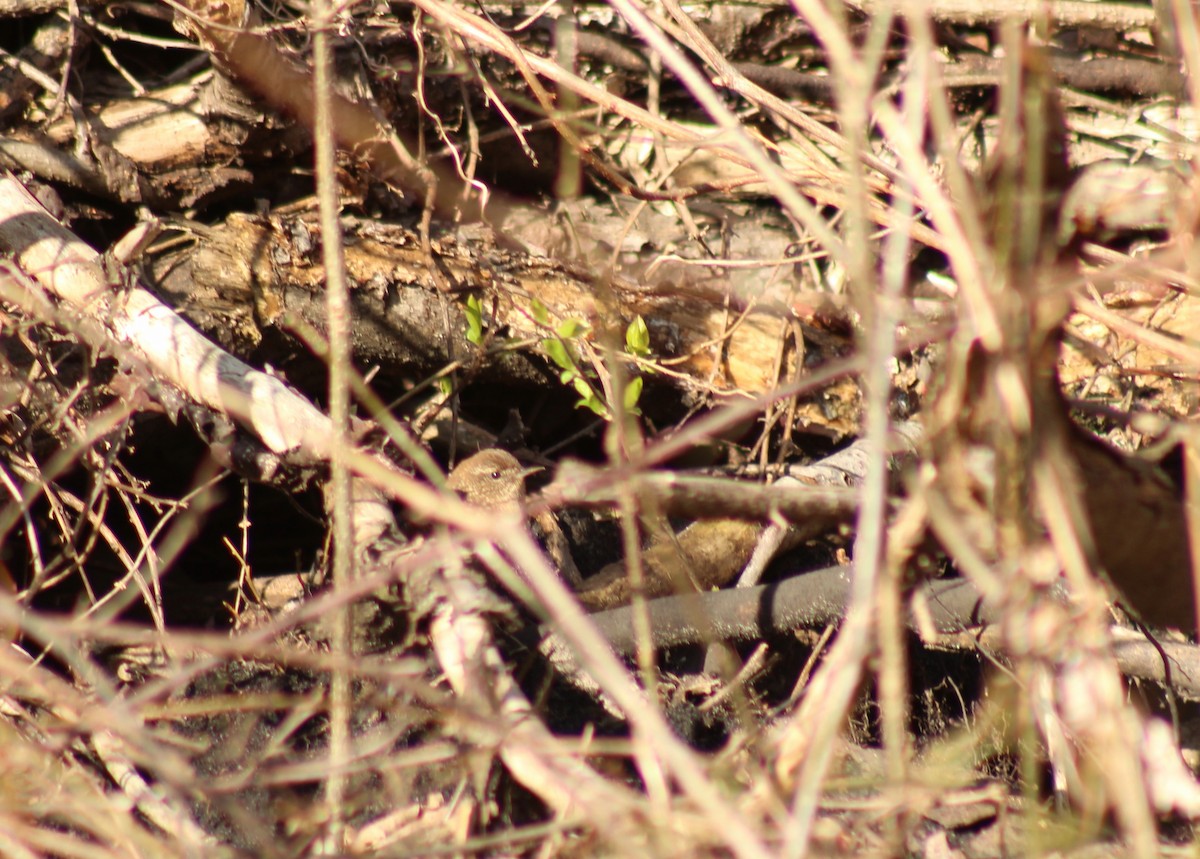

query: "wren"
left=446, top=449, right=538, bottom=509
left=447, top=449, right=583, bottom=586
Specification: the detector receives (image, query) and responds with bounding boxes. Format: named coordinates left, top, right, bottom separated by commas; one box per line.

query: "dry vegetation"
left=3, top=0, right=1200, bottom=856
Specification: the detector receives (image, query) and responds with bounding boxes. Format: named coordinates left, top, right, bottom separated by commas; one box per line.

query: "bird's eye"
left=490, top=470, right=501, bottom=480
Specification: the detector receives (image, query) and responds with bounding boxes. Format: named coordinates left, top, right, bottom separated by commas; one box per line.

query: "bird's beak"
left=519, top=465, right=544, bottom=481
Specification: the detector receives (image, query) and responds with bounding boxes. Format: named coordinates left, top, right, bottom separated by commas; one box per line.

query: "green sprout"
left=540, top=314, right=651, bottom=419
left=542, top=318, right=610, bottom=418
left=464, top=297, right=652, bottom=419
left=464, top=294, right=484, bottom=346
left=625, top=314, right=650, bottom=358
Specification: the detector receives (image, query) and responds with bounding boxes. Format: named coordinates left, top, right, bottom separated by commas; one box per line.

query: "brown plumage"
left=447, top=449, right=536, bottom=510
left=1068, top=425, right=1196, bottom=632
left=447, top=449, right=583, bottom=585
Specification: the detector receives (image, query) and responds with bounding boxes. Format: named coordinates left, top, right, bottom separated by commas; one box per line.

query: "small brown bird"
left=447, top=449, right=583, bottom=586
left=228, top=452, right=536, bottom=627
left=446, top=449, right=540, bottom=510
left=1068, top=425, right=1196, bottom=632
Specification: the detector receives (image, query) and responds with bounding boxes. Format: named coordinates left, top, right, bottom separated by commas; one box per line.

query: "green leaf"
left=623, top=375, right=643, bottom=411
left=572, top=376, right=594, bottom=399
left=543, top=338, right=574, bottom=371
left=464, top=295, right=484, bottom=345
left=556, top=318, right=587, bottom=340
left=530, top=298, right=550, bottom=326
left=577, top=394, right=611, bottom=419
left=436, top=376, right=453, bottom=397
left=625, top=315, right=650, bottom=356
